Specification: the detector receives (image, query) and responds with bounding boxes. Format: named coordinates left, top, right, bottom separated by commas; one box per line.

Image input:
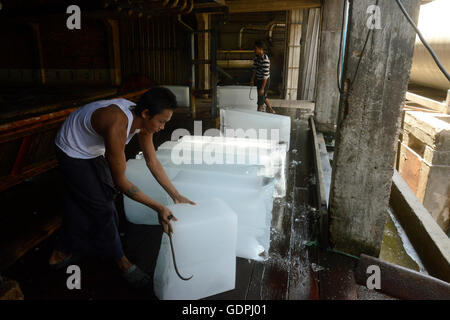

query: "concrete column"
left=329, top=0, right=421, bottom=257
left=314, top=0, right=345, bottom=133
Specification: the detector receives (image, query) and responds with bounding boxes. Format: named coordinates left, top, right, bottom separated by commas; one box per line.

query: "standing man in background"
left=250, top=40, right=276, bottom=114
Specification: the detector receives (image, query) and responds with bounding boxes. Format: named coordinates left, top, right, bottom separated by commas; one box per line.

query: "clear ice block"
left=217, top=85, right=258, bottom=109
left=153, top=198, right=237, bottom=300
left=123, top=159, right=179, bottom=225
left=171, top=170, right=274, bottom=260
left=157, top=137, right=287, bottom=197
left=220, top=107, right=292, bottom=149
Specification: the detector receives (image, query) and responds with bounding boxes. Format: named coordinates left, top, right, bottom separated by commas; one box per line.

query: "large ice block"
left=123, top=159, right=179, bottom=225
left=170, top=170, right=274, bottom=260
left=153, top=198, right=237, bottom=300
left=157, top=138, right=279, bottom=171
left=217, top=85, right=257, bottom=109
left=156, top=137, right=287, bottom=197
left=162, top=85, right=190, bottom=107
left=124, top=155, right=275, bottom=260
left=220, top=107, right=292, bottom=149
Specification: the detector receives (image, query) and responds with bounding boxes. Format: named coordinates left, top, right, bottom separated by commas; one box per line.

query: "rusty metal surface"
left=355, top=254, right=450, bottom=300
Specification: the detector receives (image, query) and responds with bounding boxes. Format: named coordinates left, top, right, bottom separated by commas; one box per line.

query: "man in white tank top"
left=51, top=87, right=195, bottom=288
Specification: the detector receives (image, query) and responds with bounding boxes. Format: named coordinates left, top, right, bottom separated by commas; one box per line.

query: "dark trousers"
left=256, top=77, right=270, bottom=107
left=55, top=145, right=124, bottom=260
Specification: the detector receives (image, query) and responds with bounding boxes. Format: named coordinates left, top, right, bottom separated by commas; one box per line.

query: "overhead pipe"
left=184, top=0, right=194, bottom=14
left=115, top=0, right=185, bottom=17
left=238, top=21, right=285, bottom=49
left=268, top=23, right=286, bottom=40
left=151, top=0, right=192, bottom=15
left=150, top=0, right=193, bottom=15
left=177, top=0, right=188, bottom=12
left=217, top=60, right=253, bottom=69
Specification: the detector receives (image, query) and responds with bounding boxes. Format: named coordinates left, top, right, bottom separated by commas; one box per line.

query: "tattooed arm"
left=138, top=129, right=195, bottom=205
left=94, top=105, right=177, bottom=233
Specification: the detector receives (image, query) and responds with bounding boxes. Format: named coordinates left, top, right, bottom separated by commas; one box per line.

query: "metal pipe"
left=177, top=14, right=193, bottom=32
left=178, top=0, right=187, bottom=12
left=217, top=60, right=253, bottom=69
left=268, top=23, right=286, bottom=40
left=238, top=21, right=285, bottom=49
left=218, top=50, right=254, bottom=54
left=184, top=0, right=194, bottom=14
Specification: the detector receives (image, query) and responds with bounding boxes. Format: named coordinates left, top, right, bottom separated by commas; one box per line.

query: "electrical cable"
left=337, top=0, right=348, bottom=94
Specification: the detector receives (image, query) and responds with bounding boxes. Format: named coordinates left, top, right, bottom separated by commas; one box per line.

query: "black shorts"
left=256, top=77, right=270, bottom=106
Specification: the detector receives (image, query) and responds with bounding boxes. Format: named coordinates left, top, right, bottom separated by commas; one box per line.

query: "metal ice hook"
left=168, top=231, right=193, bottom=281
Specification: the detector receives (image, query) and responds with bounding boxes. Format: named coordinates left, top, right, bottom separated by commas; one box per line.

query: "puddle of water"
left=379, top=208, right=427, bottom=273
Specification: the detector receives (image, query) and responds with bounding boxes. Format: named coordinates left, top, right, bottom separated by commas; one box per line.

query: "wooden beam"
left=226, top=0, right=320, bottom=13
left=329, top=0, right=422, bottom=257
left=406, top=91, right=449, bottom=114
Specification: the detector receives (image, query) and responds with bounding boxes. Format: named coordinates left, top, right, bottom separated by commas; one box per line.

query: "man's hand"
left=156, top=204, right=178, bottom=234
left=259, top=88, right=264, bottom=96
left=250, top=79, right=254, bottom=87
left=173, top=194, right=196, bottom=205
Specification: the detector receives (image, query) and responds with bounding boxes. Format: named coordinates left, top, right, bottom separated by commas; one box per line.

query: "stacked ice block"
left=153, top=198, right=237, bottom=300
left=156, top=136, right=287, bottom=197
left=217, top=85, right=258, bottom=110
left=124, top=159, right=179, bottom=225
left=123, top=134, right=287, bottom=260
left=220, top=107, right=292, bottom=150
left=170, top=169, right=274, bottom=259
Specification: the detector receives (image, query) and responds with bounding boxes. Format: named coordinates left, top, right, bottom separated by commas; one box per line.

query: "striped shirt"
left=252, top=54, right=270, bottom=80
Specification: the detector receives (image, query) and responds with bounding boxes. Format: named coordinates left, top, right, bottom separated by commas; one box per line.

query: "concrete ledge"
left=390, top=170, right=450, bottom=283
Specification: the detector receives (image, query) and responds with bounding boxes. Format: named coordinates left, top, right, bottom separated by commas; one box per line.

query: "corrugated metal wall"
left=119, top=17, right=191, bottom=86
